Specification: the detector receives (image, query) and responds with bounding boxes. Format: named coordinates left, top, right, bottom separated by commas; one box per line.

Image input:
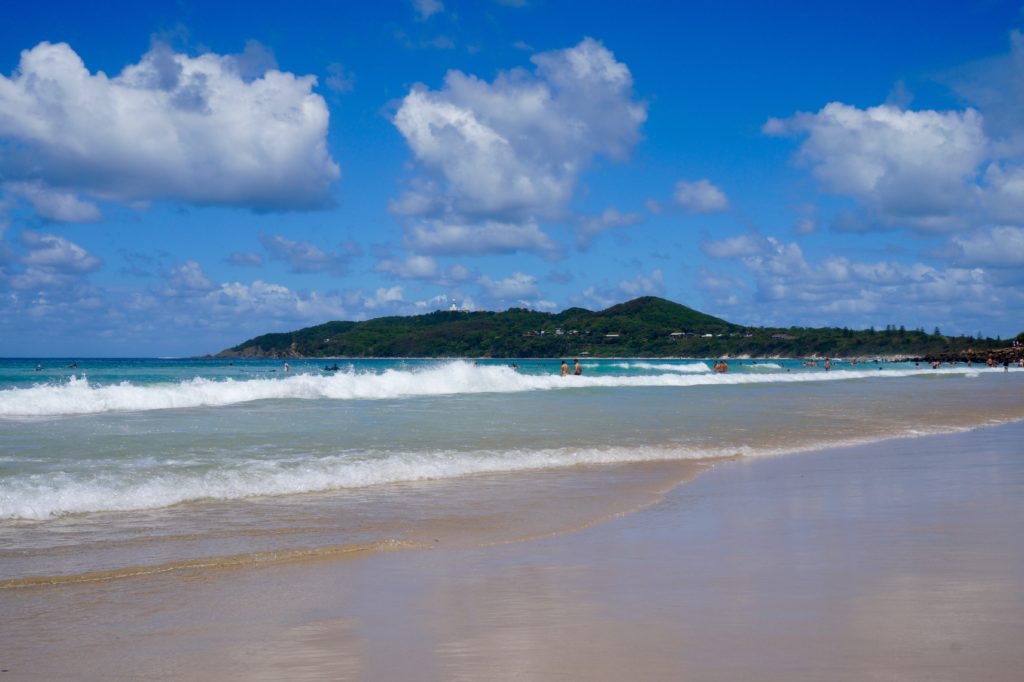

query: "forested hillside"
left=216, top=296, right=1012, bottom=359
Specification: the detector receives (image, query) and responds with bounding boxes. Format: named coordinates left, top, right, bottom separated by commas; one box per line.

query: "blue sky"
left=2, top=1, right=1023, bottom=356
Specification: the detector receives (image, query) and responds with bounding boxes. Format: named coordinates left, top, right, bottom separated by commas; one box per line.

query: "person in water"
left=560, top=360, right=569, bottom=377
left=574, top=359, right=582, bottom=375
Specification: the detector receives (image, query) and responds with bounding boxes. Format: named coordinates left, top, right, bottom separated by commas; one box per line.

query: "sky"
left=1, top=1, right=1023, bottom=356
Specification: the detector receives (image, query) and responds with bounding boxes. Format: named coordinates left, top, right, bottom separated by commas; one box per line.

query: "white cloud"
left=982, top=163, right=1024, bottom=224
left=0, top=41, right=339, bottom=214
left=226, top=251, right=264, bottom=267
left=404, top=218, right=558, bottom=255
left=695, top=232, right=1023, bottom=334
left=576, top=207, right=642, bottom=248
left=8, top=231, right=101, bottom=290
left=20, top=231, right=101, bottom=272
left=674, top=179, right=729, bottom=213
left=163, top=260, right=215, bottom=295
left=445, top=263, right=472, bottom=281
left=5, top=182, right=101, bottom=222
left=203, top=280, right=350, bottom=322
left=391, top=37, right=646, bottom=253
left=946, top=29, right=1024, bottom=154
left=766, top=103, right=987, bottom=230
left=325, top=63, right=354, bottom=94
left=618, top=268, right=664, bottom=296
left=375, top=254, right=439, bottom=279
left=259, top=233, right=352, bottom=275
left=478, top=271, right=539, bottom=299
left=951, top=226, right=1024, bottom=268
left=364, top=286, right=404, bottom=309
left=701, top=234, right=769, bottom=259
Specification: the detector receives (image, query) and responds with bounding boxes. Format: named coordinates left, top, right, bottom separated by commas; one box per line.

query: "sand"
left=2, top=422, right=1023, bottom=681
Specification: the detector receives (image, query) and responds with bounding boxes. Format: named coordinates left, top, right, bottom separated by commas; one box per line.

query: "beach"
left=1, top=359, right=1023, bottom=679
left=2, top=420, right=1023, bottom=680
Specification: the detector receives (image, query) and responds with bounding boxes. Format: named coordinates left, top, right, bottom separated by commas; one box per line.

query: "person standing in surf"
left=574, top=359, right=582, bottom=376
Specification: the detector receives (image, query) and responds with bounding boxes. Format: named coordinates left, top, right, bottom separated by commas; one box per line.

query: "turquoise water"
left=1, top=357, right=1021, bottom=584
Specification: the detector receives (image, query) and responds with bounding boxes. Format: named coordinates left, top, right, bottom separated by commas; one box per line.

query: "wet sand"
left=3, top=422, right=1023, bottom=680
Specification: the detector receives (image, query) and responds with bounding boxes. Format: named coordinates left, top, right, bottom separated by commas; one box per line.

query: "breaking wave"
left=0, top=361, right=982, bottom=418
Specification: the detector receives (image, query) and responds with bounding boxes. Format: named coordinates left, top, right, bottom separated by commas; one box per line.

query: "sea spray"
left=0, top=361, right=984, bottom=418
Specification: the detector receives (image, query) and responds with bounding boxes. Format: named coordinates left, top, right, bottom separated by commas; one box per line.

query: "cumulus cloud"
left=951, top=226, right=1024, bottom=268
left=575, top=208, right=642, bottom=248
left=391, top=38, right=646, bottom=253
left=766, top=103, right=987, bottom=230
left=404, top=218, right=558, bottom=255
left=374, top=254, right=439, bottom=279
left=364, top=286, right=404, bottom=309
left=20, top=231, right=101, bottom=272
left=695, top=232, right=1023, bottom=334
left=982, top=162, right=1024, bottom=223
left=162, top=260, right=215, bottom=296
left=618, top=268, right=665, bottom=296
left=946, top=29, right=1024, bottom=153
left=478, top=271, right=540, bottom=299
left=5, top=182, right=101, bottom=222
left=259, top=233, right=353, bottom=275
left=226, top=251, right=264, bottom=267
left=0, top=41, right=339, bottom=215
left=7, top=230, right=101, bottom=290
left=674, top=179, right=729, bottom=213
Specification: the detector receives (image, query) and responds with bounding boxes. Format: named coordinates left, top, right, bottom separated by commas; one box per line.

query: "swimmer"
left=574, top=359, right=582, bottom=376
left=560, top=360, right=569, bottom=377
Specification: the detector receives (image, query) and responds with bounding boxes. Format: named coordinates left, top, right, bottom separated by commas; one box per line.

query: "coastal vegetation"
left=217, top=296, right=1016, bottom=360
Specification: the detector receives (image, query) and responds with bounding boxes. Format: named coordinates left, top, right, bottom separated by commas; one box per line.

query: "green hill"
left=215, top=296, right=1011, bottom=359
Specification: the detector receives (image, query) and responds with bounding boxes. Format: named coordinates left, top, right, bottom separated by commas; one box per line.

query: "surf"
left=0, top=361, right=984, bottom=418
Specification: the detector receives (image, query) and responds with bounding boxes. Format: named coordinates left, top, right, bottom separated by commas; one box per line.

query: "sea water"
left=1, top=357, right=1021, bottom=585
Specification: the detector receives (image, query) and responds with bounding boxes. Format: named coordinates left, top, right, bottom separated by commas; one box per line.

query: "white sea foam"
left=0, top=444, right=733, bottom=520
left=607, top=362, right=711, bottom=373
left=2, top=419, right=994, bottom=521
left=0, top=362, right=983, bottom=418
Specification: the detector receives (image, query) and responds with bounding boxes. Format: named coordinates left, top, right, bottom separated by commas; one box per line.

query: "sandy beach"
left=2, top=420, right=1022, bottom=681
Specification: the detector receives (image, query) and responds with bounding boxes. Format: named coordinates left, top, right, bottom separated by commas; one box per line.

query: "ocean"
left=1, top=357, right=1022, bottom=587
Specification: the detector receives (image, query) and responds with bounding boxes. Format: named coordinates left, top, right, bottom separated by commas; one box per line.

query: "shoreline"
left=4, top=416, right=1023, bottom=589
left=3, top=422, right=1022, bottom=679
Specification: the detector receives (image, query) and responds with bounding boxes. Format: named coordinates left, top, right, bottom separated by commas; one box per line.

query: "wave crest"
left=0, top=362, right=981, bottom=418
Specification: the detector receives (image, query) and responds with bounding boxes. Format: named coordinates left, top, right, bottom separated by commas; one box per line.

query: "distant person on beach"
left=574, top=359, right=582, bottom=376
left=560, top=360, right=569, bottom=377
left=1004, top=360, right=1010, bottom=372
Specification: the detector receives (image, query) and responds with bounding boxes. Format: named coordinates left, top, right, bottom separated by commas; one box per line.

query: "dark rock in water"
left=911, top=346, right=1024, bottom=365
